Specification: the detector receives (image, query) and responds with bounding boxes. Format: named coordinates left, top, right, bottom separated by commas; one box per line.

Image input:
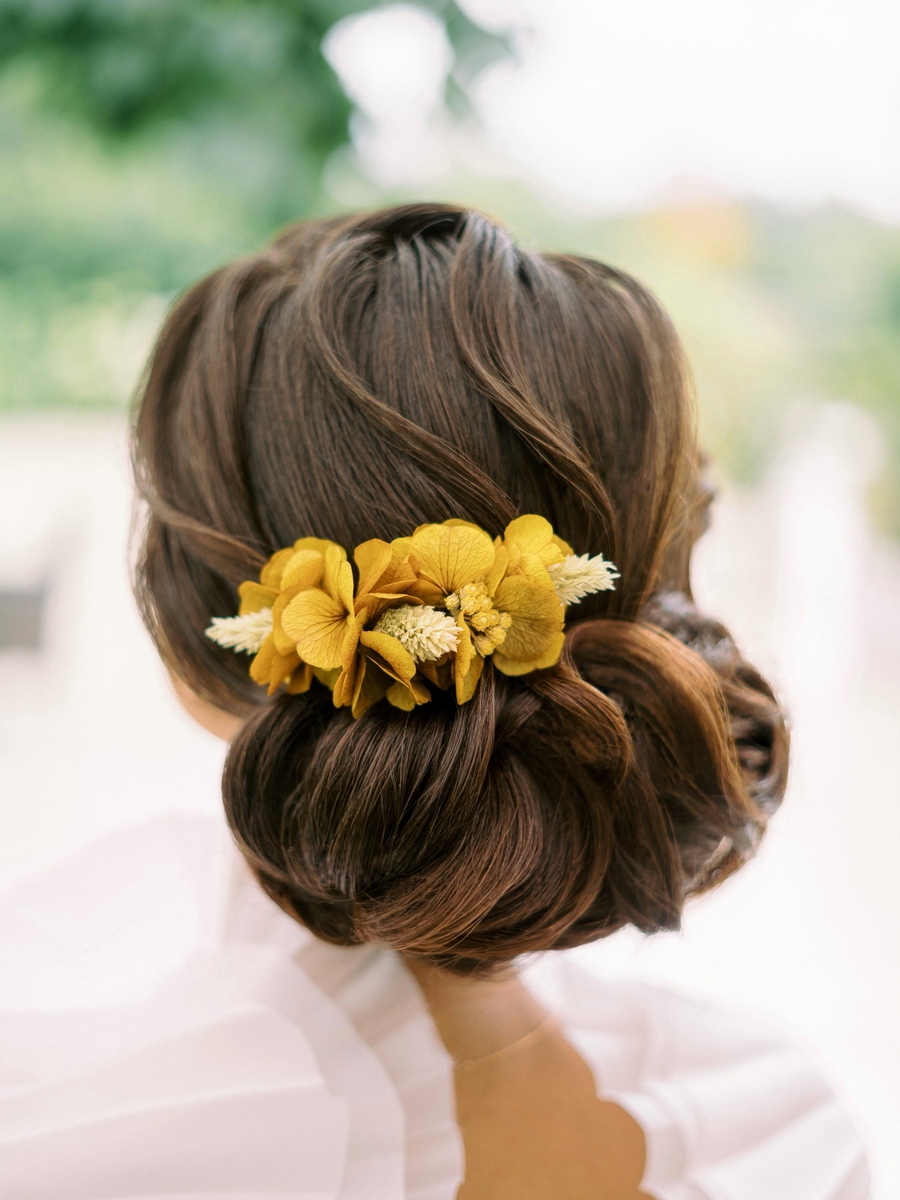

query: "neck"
left=404, top=958, right=551, bottom=1065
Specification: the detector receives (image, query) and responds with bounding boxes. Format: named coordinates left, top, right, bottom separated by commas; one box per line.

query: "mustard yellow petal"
left=238, top=582, right=278, bottom=615
left=359, top=630, right=416, bottom=682
left=503, top=515, right=555, bottom=555
left=362, top=591, right=423, bottom=623
left=456, top=650, right=483, bottom=704
left=260, top=547, right=295, bottom=589
left=322, top=546, right=355, bottom=613
left=452, top=618, right=483, bottom=704
left=249, top=634, right=277, bottom=686
left=249, top=635, right=302, bottom=695
left=484, top=544, right=508, bottom=596
left=409, top=520, right=483, bottom=535
left=357, top=585, right=422, bottom=620
left=379, top=549, right=421, bottom=595
left=386, top=680, right=417, bottom=711
left=333, top=619, right=366, bottom=707
left=453, top=614, right=475, bottom=679
left=409, top=523, right=495, bottom=594
left=390, top=535, right=415, bottom=560
left=293, top=536, right=342, bottom=557
left=493, top=631, right=566, bottom=676
left=332, top=661, right=356, bottom=708
left=352, top=659, right=391, bottom=718
left=503, top=514, right=568, bottom=567
left=285, top=662, right=314, bottom=694
left=281, top=588, right=349, bottom=669
left=539, top=544, right=567, bottom=567
left=516, top=551, right=556, bottom=584
left=404, top=578, right=445, bottom=607
left=339, top=615, right=365, bottom=675
left=354, top=539, right=394, bottom=600
left=390, top=541, right=440, bottom=600
left=439, top=518, right=486, bottom=531
left=269, top=650, right=302, bottom=693
left=312, top=665, right=341, bottom=690
left=336, top=558, right=355, bottom=611
left=418, top=656, right=452, bottom=690
left=280, top=549, right=325, bottom=591
left=386, top=676, right=431, bottom=710
left=550, top=533, right=574, bottom=556
left=271, top=584, right=305, bottom=655
left=493, top=575, right=565, bottom=661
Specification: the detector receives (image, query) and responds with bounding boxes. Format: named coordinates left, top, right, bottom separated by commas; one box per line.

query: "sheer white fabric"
left=0, top=815, right=869, bottom=1200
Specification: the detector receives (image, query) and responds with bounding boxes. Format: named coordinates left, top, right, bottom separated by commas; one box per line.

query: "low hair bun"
left=641, top=592, right=789, bottom=817
left=565, top=608, right=785, bottom=940
left=224, top=659, right=637, bottom=972
left=222, top=601, right=786, bottom=973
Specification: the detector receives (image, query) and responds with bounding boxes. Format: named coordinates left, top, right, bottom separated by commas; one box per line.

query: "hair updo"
left=133, top=203, right=788, bottom=972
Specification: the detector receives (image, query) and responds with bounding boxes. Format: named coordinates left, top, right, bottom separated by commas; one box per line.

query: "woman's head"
left=134, top=203, right=787, bottom=971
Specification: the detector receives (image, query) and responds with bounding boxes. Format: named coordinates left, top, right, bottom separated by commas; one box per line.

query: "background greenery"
left=1, top=0, right=899, bottom=530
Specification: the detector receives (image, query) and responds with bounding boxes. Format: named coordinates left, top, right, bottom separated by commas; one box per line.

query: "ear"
left=168, top=670, right=246, bottom=742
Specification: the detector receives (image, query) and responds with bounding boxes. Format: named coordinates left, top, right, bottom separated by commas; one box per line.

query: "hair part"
left=133, top=202, right=788, bottom=972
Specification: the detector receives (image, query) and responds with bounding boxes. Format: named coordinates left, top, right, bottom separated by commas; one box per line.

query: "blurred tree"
left=0, top=0, right=507, bottom=220
left=0, top=0, right=509, bottom=412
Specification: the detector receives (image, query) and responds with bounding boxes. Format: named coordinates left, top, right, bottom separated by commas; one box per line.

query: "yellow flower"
left=499, top=513, right=573, bottom=579
left=402, top=518, right=567, bottom=701
left=402, top=521, right=496, bottom=703
left=239, top=536, right=341, bottom=696
left=279, top=538, right=428, bottom=718
left=488, top=575, right=566, bottom=677
left=486, top=515, right=569, bottom=677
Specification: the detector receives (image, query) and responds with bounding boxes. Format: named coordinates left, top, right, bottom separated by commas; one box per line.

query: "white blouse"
left=0, top=814, right=869, bottom=1200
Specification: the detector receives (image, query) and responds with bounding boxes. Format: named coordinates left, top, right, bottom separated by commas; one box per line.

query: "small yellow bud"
left=473, top=633, right=496, bottom=656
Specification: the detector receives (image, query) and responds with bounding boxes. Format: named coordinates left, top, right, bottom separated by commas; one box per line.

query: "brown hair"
left=133, top=203, right=787, bottom=971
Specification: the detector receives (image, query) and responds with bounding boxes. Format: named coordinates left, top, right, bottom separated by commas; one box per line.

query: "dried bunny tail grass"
left=205, top=610, right=273, bottom=654
left=549, top=553, right=619, bottom=604
left=373, top=604, right=460, bottom=661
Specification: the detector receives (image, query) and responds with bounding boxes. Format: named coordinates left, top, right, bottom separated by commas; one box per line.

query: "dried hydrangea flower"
left=374, top=604, right=460, bottom=662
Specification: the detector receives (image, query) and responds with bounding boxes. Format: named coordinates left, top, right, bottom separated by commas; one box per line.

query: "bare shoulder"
left=407, top=960, right=648, bottom=1200
left=454, top=1025, right=649, bottom=1200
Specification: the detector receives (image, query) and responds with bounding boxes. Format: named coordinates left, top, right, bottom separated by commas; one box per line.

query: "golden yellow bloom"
left=277, top=538, right=427, bottom=718
left=487, top=515, right=569, bottom=677
left=499, top=513, right=573, bottom=578
left=239, top=536, right=342, bottom=696
left=399, top=518, right=568, bottom=700
left=402, top=521, right=497, bottom=702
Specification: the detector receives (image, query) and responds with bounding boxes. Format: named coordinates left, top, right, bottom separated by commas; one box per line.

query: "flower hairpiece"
left=205, top=516, right=618, bottom=718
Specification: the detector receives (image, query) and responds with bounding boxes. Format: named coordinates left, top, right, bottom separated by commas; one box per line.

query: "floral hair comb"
left=205, top=515, right=618, bottom=718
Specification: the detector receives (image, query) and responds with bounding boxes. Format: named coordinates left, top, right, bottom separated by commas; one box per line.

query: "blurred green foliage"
left=0, top=0, right=504, bottom=220
left=595, top=201, right=900, bottom=530
left=0, top=0, right=505, bottom=407
left=1, top=1, right=899, bottom=531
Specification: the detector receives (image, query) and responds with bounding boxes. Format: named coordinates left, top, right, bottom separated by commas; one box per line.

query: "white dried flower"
left=547, top=553, right=619, bottom=605
left=374, top=604, right=460, bottom=662
left=205, top=608, right=273, bottom=654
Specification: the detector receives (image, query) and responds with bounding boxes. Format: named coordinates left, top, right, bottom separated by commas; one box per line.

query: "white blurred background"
left=2, top=1, right=900, bottom=1194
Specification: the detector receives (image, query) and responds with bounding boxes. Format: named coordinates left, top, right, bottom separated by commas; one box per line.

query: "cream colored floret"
left=374, top=604, right=460, bottom=662
left=205, top=609, right=274, bottom=654
left=547, top=553, right=619, bottom=605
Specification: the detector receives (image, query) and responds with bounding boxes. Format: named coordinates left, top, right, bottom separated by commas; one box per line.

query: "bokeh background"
left=1, top=0, right=899, bottom=1193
